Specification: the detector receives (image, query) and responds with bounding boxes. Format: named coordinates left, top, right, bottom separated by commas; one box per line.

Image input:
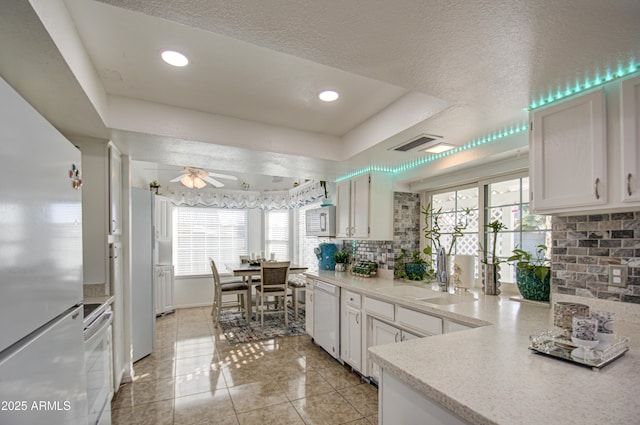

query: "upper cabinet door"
left=336, top=180, right=351, bottom=238
left=621, top=74, right=640, bottom=202
left=530, top=88, right=607, bottom=212
left=351, top=174, right=370, bottom=238
left=109, top=145, right=122, bottom=235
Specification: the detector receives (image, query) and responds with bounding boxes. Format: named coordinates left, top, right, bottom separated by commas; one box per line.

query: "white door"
left=109, top=145, right=122, bottom=235
left=342, top=304, right=362, bottom=371
left=530, top=89, right=607, bottom=212
left=621, top=74, right=640, bottom=202
left=370, top=319, right=400, bottom=381
left=336, top=180, right=351, bottom=237
left=351, top=174, right=370, bottom=238
left=305, top=284, right=314, bottom=337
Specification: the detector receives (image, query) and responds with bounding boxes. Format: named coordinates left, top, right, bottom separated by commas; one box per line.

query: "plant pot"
left=516, top=267, right=550, bottom=301
left=404, top=263, right=427, bottom=281
left=482, top=263, right=501, bottom=295
left=335, top=263, right=347, bottom=272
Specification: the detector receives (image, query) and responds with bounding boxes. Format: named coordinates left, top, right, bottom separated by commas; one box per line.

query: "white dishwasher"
left=313, top=280, right=340, bottom=359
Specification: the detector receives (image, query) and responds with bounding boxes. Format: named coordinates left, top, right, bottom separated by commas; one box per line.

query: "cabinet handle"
left=112, top=219, right=117, bottom=232
left=394, top=332, right=400, bottom=343
left=628, top=173, right=633, bottom=196
left=594, top=178, right=600, bottom=199
left=356, top=313, right=360, bottom=325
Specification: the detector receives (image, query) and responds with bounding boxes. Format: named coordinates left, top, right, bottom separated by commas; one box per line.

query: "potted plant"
left=334, top=251, right=350, bottom=272
left=394, top=249, right=434, bottom=281
left=149, top=180, right=161, bottom=194
left=480, top=220, right=508, bottom=295
left=508, top=244, right=550, bottom=301
left=319, top=180, right=332, bottom=206
left=421, top=203, right=471, bottom=285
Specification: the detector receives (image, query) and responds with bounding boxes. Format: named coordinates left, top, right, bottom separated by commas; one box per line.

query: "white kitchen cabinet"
left=109, top=144, right=122, bottom=235
left=380, top=370, right=471, bottom=425
left=369, top=318, right=400, bottom=382
left=621, top=74, right=640, bottom=202
left=154, top=265, right=175, bottom=316
left=154, top=195, right=173, bottom=241
left=530, top=88, right=607, bottom=212
left=340, top=290, right=363, bottom=372
left=305, top=278, right=314, bottom=337
left=335, top=172, right=393, bottom=240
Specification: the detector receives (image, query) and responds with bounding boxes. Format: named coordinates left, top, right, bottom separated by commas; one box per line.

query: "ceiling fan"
left=170, top=167, right=238, bottom=189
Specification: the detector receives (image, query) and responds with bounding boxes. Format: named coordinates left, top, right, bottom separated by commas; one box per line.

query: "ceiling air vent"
left=391, top=134, right=443, bottom=152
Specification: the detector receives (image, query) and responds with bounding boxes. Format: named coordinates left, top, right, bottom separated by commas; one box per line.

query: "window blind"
left=265, top=209, right=289, bottom=261
left=175, top=206, right=248, bottom=276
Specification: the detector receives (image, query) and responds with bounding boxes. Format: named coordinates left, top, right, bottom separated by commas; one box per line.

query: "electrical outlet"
left=609, top=265, right=628, bottom=288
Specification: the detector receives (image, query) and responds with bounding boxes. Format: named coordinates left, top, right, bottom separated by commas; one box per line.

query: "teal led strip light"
left=335, top=123, right=528, bottom=182
left=528, top=61, right=639, bottom=110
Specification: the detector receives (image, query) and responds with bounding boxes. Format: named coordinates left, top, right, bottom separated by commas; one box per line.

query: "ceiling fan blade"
left=207, top=172, right=238, bottom=181
left=169, top=174, right=186, bottom=182
left=203, top=176, right=224, bottom=187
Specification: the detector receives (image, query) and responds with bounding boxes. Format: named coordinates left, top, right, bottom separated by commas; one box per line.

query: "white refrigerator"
left=131, top=187, right=156, bottom=362
left=0, top=77, right=88, bottom=423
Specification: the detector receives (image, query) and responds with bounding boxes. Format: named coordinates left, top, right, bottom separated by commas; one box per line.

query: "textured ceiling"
left=2, top=0, right=639, bottom=185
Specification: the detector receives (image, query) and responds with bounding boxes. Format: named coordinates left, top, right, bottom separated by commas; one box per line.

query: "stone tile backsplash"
left=551, top=212, right=640, bottom=304
left=340, top=192, right=420, bottom=271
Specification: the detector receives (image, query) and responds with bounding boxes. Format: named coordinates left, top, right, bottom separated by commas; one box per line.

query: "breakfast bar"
left=306, top=271, right=640, bottom=425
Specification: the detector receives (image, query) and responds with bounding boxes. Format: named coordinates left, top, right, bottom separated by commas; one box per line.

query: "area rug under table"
left=218, top=308, right=306, bottom=344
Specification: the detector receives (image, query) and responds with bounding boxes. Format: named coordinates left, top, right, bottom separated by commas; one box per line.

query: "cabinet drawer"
left=344, top=290, right=361, bottom=308
left=363, top=297, right=394, bottom=321
left=397, top=307, right=442, bottom=335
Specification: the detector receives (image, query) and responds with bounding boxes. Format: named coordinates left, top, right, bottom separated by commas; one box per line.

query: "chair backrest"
left=210, top=258, right=221, bottom=286
left=260, top=261, right=290, bottom=288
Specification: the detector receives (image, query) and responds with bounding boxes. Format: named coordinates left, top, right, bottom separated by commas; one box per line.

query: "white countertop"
left=305, top=271, right=640, bottom=425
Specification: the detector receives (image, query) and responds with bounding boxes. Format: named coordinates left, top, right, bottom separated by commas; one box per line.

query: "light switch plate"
left=609, top=265, right=628, bottom=288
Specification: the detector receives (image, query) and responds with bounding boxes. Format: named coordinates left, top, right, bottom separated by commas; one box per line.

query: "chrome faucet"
left=436, top=246, right=449, bottom=292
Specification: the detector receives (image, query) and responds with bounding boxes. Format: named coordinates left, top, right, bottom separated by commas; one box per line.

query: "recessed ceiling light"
left=161, top=50, right=189, bottom=67
left=424, top=143, right=456, bottom=154
left=318, top=90, right=339, bottom=102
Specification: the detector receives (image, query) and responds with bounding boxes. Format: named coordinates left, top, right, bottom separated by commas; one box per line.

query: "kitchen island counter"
left=305, top=271, right=640, bottom=425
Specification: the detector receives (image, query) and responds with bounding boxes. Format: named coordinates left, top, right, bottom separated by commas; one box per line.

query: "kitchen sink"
left=374, top=285, right=435, bottom=299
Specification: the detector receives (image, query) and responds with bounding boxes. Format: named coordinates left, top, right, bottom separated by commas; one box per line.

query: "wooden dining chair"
left=255, top=261, right=290, bottom=328
left=210, top=258, right=250, bottom=325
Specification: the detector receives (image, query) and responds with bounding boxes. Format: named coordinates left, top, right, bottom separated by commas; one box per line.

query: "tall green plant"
left=482, top=220, right=508, bottom=264
left=421, top=203, right=471, bottom=256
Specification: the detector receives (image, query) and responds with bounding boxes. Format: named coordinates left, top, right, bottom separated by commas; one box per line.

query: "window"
left=428, top=186, right=480, bottom=256
left=174, top=207, right=248, bottom=276
left=265, top=209, right=290, bottom=261
left=484, top=176, right=552, bottom=282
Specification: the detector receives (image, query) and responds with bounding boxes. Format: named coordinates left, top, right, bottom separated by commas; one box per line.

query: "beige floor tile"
left=112, top=377, right=175, bottom=409
left=366, top=413, right=379, bottom=424
left=176, top=341, right=216, bottom=359
left=291, top=391, right=363, bottom=425
left=278, top=370, right=334, bottom=401
left=176, top=335, right=215, bottom=348
left=338, top=383, right=379, bottom=417
left=228, top=380, right=289, bottom=414
left=173, top=390, right=235, bottom=425
left=315, top=362, right=364, bottom=390
left=112, top=399, right=173, bottom=425
left=132, top=358, right=176, bottom=382
left=146, top=344, right=177, bottom=361
left=175, top=354, right=220, bottom=377
left=236, top=401, right=305, bottom=425
left=343, top=419, right=372, bottom=425
left=175, top=368, right=228, bottom=397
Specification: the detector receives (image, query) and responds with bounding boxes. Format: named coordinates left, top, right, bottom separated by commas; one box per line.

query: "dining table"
left=225, top=262, right=308, bottom=319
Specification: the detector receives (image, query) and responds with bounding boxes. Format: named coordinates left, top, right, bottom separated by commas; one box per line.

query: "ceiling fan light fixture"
left=161, top=50, right=189, bottom=67
left=193, top=177, right=207, bottom=189
left=180, top=174, right=194, bottom=188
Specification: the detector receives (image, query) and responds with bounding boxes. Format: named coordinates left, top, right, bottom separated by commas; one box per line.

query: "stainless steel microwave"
left=305, top=206, right=336, bottom=237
